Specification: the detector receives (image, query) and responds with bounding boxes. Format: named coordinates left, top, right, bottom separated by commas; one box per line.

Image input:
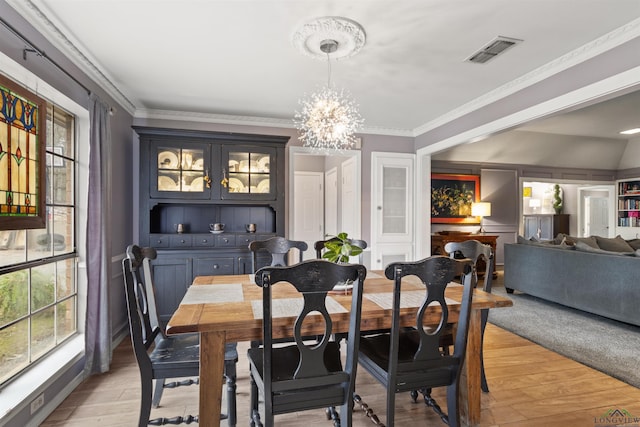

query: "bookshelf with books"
left=617, top=178, right=640, bottom=237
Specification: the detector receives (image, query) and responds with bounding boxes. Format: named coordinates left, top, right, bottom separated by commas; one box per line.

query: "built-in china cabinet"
left=135, top=127, right=289, bottom=322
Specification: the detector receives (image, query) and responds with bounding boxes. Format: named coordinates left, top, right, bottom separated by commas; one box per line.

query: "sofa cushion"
left=574, top=241, right=635, bottom=256
left=517, top=235, right=574, bottom=249
left=627, top=239, right=640, bottom=250
left=595, top=235, right=635, bottom=252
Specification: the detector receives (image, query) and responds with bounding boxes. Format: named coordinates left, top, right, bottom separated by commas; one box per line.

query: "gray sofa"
left=504, top=236, right=640, bottom=327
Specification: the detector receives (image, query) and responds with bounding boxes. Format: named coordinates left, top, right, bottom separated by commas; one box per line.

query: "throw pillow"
left=573, top=236, right=599, bottom=248
left=575, top=241, right=634, bottom=256
left=595, top=235, right=635, bottom=252
left=553, top=233, right=567, bottom=245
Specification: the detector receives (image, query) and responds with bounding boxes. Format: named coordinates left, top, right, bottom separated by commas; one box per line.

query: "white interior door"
left=325, top=167, right=338, bottom=237
left=586, top=196, right=609, bottom=237
left=293, top=172, right=324, bottom=260
left=341, top=156, right=360, bottom=239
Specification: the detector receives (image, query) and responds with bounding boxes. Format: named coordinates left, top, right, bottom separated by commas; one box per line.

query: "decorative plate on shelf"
left=189, top=177, right=204, bottom=191
left=192, top=158, right=204, bottom=170
left=228, top=177, right=245, bottom=192
left=158, top=151, right=179, bottom=169
left=158, top=175, right=179, bottom=191
left=257, top=179, right=270, bottom=193
left=257, top=156, right=270, bottom=171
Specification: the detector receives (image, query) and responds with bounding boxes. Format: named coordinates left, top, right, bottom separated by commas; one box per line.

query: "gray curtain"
left=84, top=94, right=113, bottom=375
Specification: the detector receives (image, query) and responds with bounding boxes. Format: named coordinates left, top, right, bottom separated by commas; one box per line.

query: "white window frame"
left=0, top=50, right=89, bottom=423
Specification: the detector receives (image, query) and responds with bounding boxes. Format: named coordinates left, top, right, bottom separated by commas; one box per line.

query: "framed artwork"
left=431, top=173, right=480, bottom=224
left=0, top=74, right=47, bottom=230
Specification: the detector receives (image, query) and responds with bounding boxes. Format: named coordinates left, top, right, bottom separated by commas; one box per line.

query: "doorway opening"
left=289, top=147, right=361, bottom=260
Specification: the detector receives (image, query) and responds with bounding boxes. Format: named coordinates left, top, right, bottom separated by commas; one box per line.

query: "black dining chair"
left=123, top=244, right=239, bottom=426
left=248, top=260, right=367, bottom=427
left=314, top=236, right=367, bottom=263
left=249, top=236, right=308, bottom=273
left=355, top=256, right=474, bottom=427
left=444, top=239, right=494, bottom=393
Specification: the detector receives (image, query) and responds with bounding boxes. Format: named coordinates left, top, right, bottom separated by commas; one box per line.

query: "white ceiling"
left=9, top=0, right=640, bottom=140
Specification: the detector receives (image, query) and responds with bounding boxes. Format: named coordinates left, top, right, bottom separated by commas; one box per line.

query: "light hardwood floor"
left=42, top=281, right=640, bottom=426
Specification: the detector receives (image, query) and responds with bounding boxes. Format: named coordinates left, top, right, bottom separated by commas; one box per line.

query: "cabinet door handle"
left=180, top=239, right=185, bottom=244
left=202, top=239, right=208, bottom=243
left=223, top=238, right=229, bottom=243
left=213, top=264, right=219, bottom=269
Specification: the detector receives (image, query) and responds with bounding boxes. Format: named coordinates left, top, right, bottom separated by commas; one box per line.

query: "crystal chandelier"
left=292, top=17, right=365, bottom=151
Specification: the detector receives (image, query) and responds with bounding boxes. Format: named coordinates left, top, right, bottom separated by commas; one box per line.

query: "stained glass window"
left=0, top=75, right=46, bottom=230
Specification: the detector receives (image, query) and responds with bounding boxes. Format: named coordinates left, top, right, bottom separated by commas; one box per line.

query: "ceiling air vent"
left=466, top=36, right=523, bottom=64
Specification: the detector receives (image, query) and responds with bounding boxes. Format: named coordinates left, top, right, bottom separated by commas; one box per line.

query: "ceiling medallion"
left=292, top=16, right=366, bottom=60
left=292, top=17, right=365, bottom=151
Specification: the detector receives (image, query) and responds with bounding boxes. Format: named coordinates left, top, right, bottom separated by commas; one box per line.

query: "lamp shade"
left=471, top=202, right=491, bottom=217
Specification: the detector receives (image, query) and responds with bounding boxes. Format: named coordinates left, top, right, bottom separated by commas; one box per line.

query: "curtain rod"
left=0, top=15, right=91, bottom=96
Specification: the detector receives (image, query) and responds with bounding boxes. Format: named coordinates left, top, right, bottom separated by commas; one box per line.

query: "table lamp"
left=471, top=202, right=491, bottom=234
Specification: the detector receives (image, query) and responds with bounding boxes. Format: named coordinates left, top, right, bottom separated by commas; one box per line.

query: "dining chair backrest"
left=384, top=256, right=474, bottom=365
left=314, top=237, right=368, bottom=263
left=249, top=260, right=367, bottom=425
left=248, top=236, right=308, bottom=273
left=444, top=239, right=493, bottom=293
left=356, top=255, right=473, bottom=427
left=443, top=239, right=494, bottom=393
left=124, top=245, right=162, bottom=353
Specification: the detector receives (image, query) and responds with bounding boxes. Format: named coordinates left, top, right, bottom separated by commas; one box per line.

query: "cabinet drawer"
left=193, top=234, right=216, bottom=247
left=235, top=234, right=257, bottom=247
left=150, top=234, right=170, bottom=248
left=193, top=257, right=235, bottom=276
left=170, top=235, right=193, bottom=247
left=215, top=234, right=236, bottom=247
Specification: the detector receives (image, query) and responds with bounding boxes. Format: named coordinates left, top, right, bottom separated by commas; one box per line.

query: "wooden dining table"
left=166, top=270, right=512, bottom=427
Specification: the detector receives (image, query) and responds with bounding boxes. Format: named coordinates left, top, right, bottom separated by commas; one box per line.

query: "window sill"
left=0, top=334, right=84, bottom=423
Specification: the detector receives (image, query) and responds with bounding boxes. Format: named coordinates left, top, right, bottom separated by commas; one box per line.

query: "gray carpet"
left=488, top=287, right=640, bottom=388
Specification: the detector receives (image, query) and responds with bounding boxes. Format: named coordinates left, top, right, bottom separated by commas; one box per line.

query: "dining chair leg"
left=139, top=376, right=153, bottom=427
left=480, top=309, right=490, bottom=393
left=446, top=384, right=459, bottom=427
left=151, top=379, right=165, bottom=408
left=249, top=372, right=260, bottom=427
left=224, top=358, right=237, bottom=426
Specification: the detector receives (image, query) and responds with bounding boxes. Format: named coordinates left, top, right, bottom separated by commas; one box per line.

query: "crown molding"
left=413, top=17, right=640, bottom=137
left=8, top=0, right=137, bottom=115
left=136, top=108, right=414, bottom=137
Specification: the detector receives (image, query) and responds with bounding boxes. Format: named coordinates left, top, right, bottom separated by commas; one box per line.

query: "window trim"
left=0, top=50, right=89, bottom=420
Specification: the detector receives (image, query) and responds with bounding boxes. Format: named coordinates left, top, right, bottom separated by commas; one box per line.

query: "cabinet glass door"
left=221, top=146, right=275, bottom=200
left=372, top=153, right=414, bottom=244
left=382, top=166, right=408, bottom=234
left=151, top=142, right=211, bottom=199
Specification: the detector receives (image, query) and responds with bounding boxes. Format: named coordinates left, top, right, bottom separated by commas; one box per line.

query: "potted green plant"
left=553, top=184, right=563, bottom=214
left=322, top=232, right=363, bottom=263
